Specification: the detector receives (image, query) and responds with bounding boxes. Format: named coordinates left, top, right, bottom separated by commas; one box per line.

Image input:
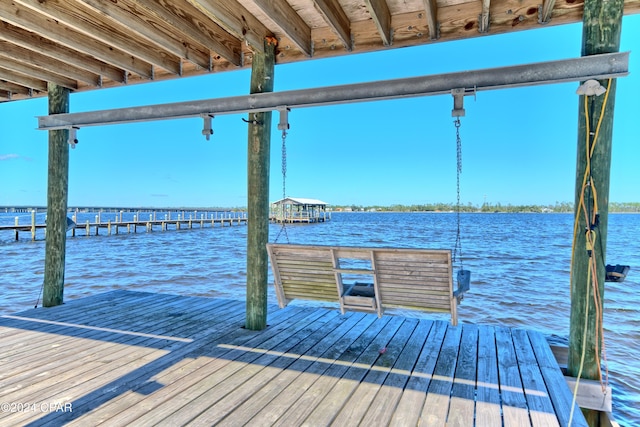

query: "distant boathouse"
left=270, top=198, right=330, bottom=223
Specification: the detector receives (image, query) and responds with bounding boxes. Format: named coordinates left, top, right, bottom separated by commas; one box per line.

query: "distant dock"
left=1, top=210, right=247, bottom=241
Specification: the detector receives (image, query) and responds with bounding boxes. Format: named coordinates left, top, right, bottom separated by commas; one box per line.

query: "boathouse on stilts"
left=1, top=1, right=638, bottom=425
left=271, top=198, right=330, bottom=223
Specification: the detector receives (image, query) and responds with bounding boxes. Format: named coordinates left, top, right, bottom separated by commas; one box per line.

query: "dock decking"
left=0, top=290, right=586, bottom=426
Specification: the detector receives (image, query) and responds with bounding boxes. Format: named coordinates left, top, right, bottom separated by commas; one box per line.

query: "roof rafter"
left=313, top=0, right=352, bottom=50
left=0, top=21, right=122, bottom=84
left=364, top=0, right=392, bottom=46
left=0, top=55, right=77, bottom=90
left=251, top=0, right=313, bottom=57
left=14, top=0, right=181, bottom=75
left=80, top=0, right=211, bottom=71
left=0, top=0, right=639, bottom=103
left=0, top=1, right=153, bottom=79
left=136, top=0, right=243, bottom=67
left=0, top=67, right=46, bottom=92
left=0, top=41, right=98, bottom=87
left=0, top=79, right=37, bottom=98
left=188, top=0, right=272, bottom=53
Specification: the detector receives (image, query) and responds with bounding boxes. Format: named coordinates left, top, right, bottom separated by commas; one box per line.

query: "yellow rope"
left=568, top=79, right=613, bottom=423
left=570, top=78, right=611, bottom=288
left=569, top=264, right=592, bottom=426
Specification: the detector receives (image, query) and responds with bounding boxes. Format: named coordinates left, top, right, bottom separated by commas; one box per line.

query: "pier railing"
left=269, top=210, right=331, bottom=224
left=0, top=210, right=247, bottom=241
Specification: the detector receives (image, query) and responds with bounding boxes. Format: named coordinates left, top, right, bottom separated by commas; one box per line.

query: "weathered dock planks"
left=0, top=290, right=587, bottom=426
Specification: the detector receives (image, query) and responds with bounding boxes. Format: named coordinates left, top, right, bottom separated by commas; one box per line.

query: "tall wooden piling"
left=43, top=83, right=70, bottom=307
left=569, top=1, right=623, bottom=424
left=246, top=38, right=276, bottom=331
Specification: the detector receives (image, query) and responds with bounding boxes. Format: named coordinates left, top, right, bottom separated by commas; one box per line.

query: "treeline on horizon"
left=335, top=202, right=640, bottom=213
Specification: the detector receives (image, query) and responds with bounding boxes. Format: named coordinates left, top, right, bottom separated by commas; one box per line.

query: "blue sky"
left=1, top=15, right=638, bottom=208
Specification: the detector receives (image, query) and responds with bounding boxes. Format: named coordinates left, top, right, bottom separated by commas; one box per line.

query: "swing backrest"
left=266, top=243, right=339, bottom=306
left=373, top=248, right=455, bottom=316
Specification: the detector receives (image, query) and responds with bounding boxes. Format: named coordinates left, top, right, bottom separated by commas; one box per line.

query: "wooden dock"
left=1, top=214, right=247, bottom=241
left=0, top=290, right=587, bottom=426
left=270, top=212, right=331, bottom=224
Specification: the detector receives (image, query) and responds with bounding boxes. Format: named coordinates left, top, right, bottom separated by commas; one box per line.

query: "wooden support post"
left=569, top=1, right=623, bottom=425
left=246, top=37, right=276, bottom=331
left=43, top=83, right=70, bottom=307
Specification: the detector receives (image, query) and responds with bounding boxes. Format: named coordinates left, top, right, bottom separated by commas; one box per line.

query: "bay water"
left=1, top=211, right=638, bottom=425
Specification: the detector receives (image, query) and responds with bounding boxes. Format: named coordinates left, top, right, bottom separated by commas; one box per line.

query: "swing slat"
left=266, top=243, right=470, bottom=325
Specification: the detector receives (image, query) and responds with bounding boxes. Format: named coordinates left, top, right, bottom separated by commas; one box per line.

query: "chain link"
left=281, top=130, right=287, bottom=201
left=274, top=129, right=289, bottom=243
left=453, top=117, right=463, bottom=270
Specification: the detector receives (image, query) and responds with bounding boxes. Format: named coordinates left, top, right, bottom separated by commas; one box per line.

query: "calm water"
left=1, top=211, right=638, bottom=425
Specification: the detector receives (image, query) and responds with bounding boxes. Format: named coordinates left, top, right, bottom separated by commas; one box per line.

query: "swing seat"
left=605, top=264, right=630, bottom=283
left=266, top=243, right=470, bottom=325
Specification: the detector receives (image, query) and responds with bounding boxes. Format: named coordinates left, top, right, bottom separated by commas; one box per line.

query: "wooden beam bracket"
left=478, top=12, right=491, bottom=33
left=538, top=0, right=557, bottom=24
left=479, top=0, right=491, bottom=33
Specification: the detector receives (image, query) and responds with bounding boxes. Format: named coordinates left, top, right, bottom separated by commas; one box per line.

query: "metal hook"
left=201, top=114, right=214, bottom=140
left=242, top=113, right=263, bottom=126
left=67, top=126, right=79, bottom=149
left=277, top=106, right=290, bottom=131
left=451, top=88, right=466, bottom=118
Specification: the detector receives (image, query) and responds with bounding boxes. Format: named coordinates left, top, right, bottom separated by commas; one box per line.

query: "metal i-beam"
left=37, top=52, right=629, bottom=130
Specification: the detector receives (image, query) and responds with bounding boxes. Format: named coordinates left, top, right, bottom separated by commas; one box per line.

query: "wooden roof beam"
left=188, top=0, right=272, bottom=54
left=0, top=56, right=77, bottom=90
left=0, top=80, right=35, bottom=98
left=14, top=0, right=180, bottom=75
left=0, top=21, right=122, bottom=84
left=313, top=0, right=353, bottom=50
left=251, top=0, right=313, bottom=57
left=0, top=41, right=100, bottom=87
left=364, top=0, right=392, bottom=46
left=0, top=67, right=46, bottom=92
left=0, top=2, right=153, bottom=79
left=539, top=0, right=556, bottom=24
left=422, top=0, right=439, bottom=40
left=80, top=0, right=211, bottom=71
left=478, top=0, right=491, bottom=33
left=135, top=0, right=243, bottom=67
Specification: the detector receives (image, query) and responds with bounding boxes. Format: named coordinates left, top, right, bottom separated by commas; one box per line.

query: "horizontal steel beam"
left=37, top=52, right=629, bottom=130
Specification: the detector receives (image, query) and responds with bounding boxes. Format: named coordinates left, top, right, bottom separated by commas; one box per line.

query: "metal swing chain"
left=274, top=129, right=290, bottom=243
left=453, top=117, right=463, bottom=270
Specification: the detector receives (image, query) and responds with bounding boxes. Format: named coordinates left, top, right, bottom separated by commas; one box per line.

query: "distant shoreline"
left=2, top=202, right=639, bottom=215
left=331, top=202, right=640, bottom=214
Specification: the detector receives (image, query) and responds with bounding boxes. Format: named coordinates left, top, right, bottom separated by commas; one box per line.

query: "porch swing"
left=266, top=93, right=471, bottom=325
